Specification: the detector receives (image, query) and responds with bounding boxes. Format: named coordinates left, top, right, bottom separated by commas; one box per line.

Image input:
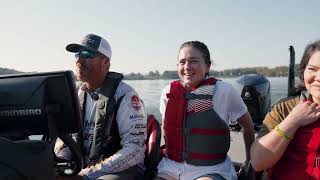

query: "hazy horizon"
left=0, top=1, right=319, bottom=74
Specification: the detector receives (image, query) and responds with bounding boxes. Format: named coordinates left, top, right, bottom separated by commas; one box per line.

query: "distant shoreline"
left=0, top=64, right=299, bottom=80
left=123, top=65, right=299, bottom=80
left=123, top=75, right=299, bottom=81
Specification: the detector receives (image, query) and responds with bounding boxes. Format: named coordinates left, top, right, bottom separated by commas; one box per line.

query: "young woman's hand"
left=286, top=101, right=320, bottom=128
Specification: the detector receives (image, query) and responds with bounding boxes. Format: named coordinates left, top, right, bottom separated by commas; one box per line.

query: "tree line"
left=0, top=67, right=22, bottom=75
left=0, top=65, right=300, bottom=80
left=124, top=64, right=300, bottom=80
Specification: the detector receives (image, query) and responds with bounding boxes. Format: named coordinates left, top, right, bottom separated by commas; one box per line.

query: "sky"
left=0, top=0, right=319, bottom=75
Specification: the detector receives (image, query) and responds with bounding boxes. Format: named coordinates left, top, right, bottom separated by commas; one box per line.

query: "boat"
left=0, top=46, right=296, bottom=179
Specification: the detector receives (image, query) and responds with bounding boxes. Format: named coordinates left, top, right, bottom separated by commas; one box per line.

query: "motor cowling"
left=235, top=74, right=271, bottom=131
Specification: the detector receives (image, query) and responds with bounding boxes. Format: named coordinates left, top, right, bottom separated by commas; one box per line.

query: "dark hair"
left=179, top=41, right=212, bottom=66
left=296, top=40, right=320, bottom=91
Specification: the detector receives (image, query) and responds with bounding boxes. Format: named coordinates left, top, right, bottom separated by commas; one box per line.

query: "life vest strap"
left=190, top=128, right=229, bottom=135
left=185, top=93, right=213, bottom=100
left=188, top=152, right=226, bottom=160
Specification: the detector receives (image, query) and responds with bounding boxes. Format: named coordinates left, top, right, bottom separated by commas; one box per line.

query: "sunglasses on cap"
left=75, top=50, right=101, bottom=59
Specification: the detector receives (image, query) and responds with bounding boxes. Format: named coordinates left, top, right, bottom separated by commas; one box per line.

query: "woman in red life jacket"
left=250, top=40, right=320, bottom=179
left=154, top=41, right=255, bottom=180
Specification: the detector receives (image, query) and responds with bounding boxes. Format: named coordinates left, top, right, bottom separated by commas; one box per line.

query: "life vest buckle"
left=315, top=156, right=319, bottom=167
left=183, top=128, right=191, bottom=136
left=185, top=93, right=196, bottom=99
left=182, top=151, right=188, bottom=160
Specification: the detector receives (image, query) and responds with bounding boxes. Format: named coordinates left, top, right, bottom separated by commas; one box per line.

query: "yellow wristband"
left=275, top=125, right=293, bottom=140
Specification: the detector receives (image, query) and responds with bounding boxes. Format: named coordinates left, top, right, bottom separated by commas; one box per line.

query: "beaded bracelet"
left=275, top=125, right=293, bottom=140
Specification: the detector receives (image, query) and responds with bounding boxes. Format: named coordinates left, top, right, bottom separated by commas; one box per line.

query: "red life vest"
left=163, top=78, right=230, bottom=166
left=268, top=99, right=320, bottom=179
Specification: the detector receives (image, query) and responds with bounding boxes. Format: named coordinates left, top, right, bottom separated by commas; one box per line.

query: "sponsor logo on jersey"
left=131, top=95, right=141, bottom=110
left=84, top=121, right=95, bottom=127
left=130, top=132, right=144, bottom=136
left=83, top=134, right=94, bottom=141
left=134, top=123, right=146, bottom=129
left=129, top=139, right=145, bottom=146
left=130, top=114, right=145, bottom=120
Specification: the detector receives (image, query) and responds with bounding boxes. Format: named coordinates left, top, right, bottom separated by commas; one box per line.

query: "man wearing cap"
left=55, top=34, right=147, bottom=180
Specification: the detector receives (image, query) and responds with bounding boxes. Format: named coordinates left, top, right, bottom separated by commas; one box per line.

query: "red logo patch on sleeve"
left=131, top=95, right=141, bottom=110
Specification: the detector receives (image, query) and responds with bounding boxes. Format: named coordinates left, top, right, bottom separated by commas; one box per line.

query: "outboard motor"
left=235, top=74, right=271, bottom=131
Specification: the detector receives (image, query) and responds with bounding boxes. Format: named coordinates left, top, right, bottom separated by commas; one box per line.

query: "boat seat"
left=144, top=114, right=161, bottom=179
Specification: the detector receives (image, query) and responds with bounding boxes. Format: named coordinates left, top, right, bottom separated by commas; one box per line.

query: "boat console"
left=0, top=71, right=83, bottom=180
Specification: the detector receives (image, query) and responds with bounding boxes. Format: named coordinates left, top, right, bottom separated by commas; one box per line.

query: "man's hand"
left=78, top=166, right=92, bottom=176
left=238, top=160, right=249, bottom=176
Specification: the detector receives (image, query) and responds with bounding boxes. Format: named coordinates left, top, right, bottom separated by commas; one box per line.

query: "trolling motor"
left=234, top=74, right=271, bottom=131
left=0, top=71, right=83, bottom=180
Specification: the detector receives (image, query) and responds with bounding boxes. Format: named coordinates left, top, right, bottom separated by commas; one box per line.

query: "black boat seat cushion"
left=144, top=114, right=161, bottom=179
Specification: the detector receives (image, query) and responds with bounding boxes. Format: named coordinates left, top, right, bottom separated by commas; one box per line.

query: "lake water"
left=125, top=77, right=289, bottom=121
